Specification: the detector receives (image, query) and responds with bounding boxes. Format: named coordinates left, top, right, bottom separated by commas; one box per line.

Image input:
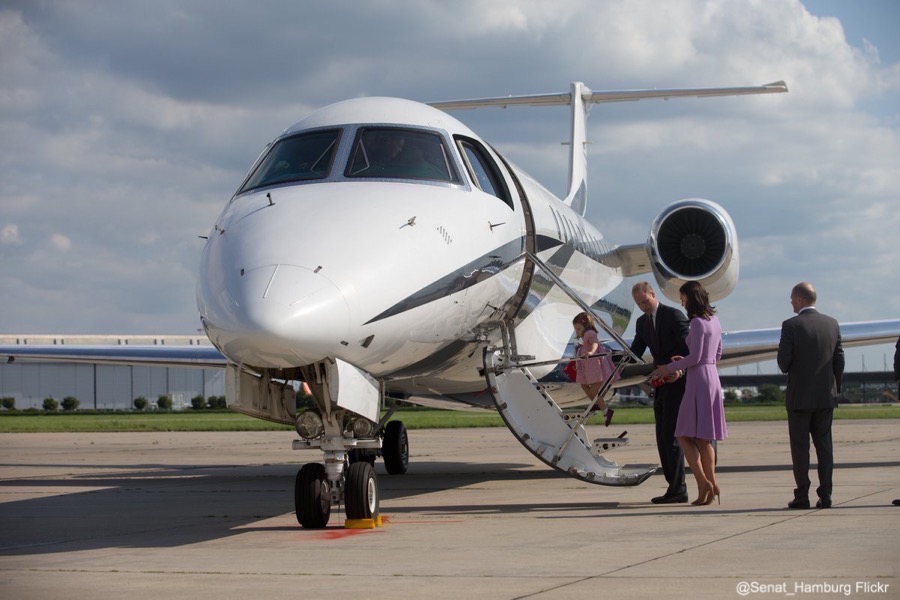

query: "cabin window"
left=238, top=129, right=340, bottom=194
left=456, top=137, right=513, bottom=209
left=345, top=128, right=459, bottom=183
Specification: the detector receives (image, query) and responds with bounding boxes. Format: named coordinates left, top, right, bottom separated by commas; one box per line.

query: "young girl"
left=571, top=312, right=617, bottom=426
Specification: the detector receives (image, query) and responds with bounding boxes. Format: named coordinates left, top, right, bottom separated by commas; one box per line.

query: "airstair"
left=483, top=348, right=656, bottom=486
left=481, top=253, right=658, bottom=486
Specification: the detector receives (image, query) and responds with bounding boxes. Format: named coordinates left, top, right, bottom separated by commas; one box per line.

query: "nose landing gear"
left=294, top=445, right=381, bottom=529
left=292, top=421, right=405, bottom=529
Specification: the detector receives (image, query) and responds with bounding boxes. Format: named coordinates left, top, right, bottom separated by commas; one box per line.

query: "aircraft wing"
left=613, top=318, right=900, bottom=385
left=2, top=318, right=896, bottom=409
left=0, top=344, right=226, bottom=368
left=4, top=320, right=895, bottom=373
left=716, top=319, right=899, bottom=368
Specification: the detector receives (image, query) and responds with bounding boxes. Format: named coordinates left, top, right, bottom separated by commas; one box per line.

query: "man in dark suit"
left=630, top=281, right=690, bottom=504
left=894, top=336, right=899, bottom=400
left=894, top=338, right=899, bottom=507
left=777, top=282, right=844, bottom=509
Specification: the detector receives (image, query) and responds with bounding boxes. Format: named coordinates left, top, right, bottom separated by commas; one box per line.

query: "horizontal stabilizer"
left=429, top=81, right=787, bottom=111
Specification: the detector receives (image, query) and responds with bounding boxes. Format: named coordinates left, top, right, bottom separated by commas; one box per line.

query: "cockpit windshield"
left=345, top=128, right=460, bottom=183
left=238, top=129, right=340, bottom=194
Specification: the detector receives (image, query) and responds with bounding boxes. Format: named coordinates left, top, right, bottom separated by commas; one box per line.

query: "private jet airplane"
left=4, top=81, right=899, bottom=529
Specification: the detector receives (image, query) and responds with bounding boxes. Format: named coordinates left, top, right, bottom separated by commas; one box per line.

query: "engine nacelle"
left=648, top=198, right=738, bottom=303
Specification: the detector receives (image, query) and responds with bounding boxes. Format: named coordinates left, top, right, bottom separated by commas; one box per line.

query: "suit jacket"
left=630, top=303, right=690, bottom=367
left=777, top=308, right=844, bottom=411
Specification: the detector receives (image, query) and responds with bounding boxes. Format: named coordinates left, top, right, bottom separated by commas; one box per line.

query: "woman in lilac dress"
left=651, top=281, right=726, bottom=506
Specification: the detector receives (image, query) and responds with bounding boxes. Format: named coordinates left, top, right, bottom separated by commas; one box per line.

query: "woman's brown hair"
left=679, top=280, right=716, bottom=319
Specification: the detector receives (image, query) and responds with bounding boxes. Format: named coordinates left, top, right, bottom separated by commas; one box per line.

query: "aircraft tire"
left=345, top=462, right=379, bottom=520
left=295, top=463, right=331, bottom=529
left=382, top=420, right=409, bottom=475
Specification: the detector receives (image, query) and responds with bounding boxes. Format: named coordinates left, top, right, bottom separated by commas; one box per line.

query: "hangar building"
left=0, top=335, right=224, bottom=410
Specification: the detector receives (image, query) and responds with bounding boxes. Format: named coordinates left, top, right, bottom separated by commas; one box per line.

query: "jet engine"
left=648, top=198, right=738, bottom=303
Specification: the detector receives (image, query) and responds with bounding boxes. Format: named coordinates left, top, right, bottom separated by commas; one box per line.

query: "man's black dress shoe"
left=787, top=498, right=810, bottom=509
left=651, top=494, right=688, bottom=504
left=893, top=499, right=900, bottom=506
left=816, top=498, right=832, bottom=509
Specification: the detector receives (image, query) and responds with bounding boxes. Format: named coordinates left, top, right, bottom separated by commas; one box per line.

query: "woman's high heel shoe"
left=691, top=484, right=712, bottom=506
left=713, top=484, right=721, bottom=505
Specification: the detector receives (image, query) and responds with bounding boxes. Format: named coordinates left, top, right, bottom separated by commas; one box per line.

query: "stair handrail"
left=523, top=251, right=644, bottom=365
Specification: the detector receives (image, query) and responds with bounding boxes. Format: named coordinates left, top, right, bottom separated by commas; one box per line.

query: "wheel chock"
left=344, top=515, right=389, bottom=529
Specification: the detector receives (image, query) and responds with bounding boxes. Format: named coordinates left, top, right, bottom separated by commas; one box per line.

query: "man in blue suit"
left=630, top=281, right=690, bottom=504
left=777, top=282, right=844, bottom=509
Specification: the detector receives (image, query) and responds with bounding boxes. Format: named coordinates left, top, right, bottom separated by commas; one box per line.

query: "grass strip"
left=0, top=404, right=896, bottom=433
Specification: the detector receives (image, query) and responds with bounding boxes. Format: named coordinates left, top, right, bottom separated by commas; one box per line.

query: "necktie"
left=648, top=313, right=659, bottom=353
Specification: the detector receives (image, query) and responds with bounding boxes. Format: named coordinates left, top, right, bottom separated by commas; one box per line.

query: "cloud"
left=1, top=223, right=21, bottom=244
left=49, top=233, right=71, bottom=252
left=0, top=0, right=896, bottom=364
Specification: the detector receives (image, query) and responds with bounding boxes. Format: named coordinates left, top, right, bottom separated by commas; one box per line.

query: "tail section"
left=429, top=80, right=787, bottom=219
left=565, top=82, right=589, bottom=216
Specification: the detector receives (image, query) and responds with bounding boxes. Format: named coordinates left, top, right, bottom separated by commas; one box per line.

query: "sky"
left=1, top=0, right=898, bottom=373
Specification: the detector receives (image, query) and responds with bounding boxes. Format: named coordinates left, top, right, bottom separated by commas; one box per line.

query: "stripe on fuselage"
left=364, top=235, right=564, bottom=325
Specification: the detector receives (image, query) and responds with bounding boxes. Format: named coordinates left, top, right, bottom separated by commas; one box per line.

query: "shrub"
left=1, top=397, right=15, bottom=411
left=43, top=397, right=59, bottom=411
left=191, top=395, right=206, bottom=410
left=208, top=395, right=227, bottom=409
left=61, top=396, right=80, bottom=411
left=756, top=384, right=785, bottom=404
left=157, top=394, right=173, bottom=410
left=133, top=396, right=148, bottom=411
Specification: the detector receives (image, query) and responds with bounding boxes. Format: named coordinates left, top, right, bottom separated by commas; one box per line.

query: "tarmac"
left=0, top=420, right=897, bottom=600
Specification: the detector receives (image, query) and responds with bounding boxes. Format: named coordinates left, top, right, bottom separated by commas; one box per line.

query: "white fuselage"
left=196, top=97, right=631, bottom=398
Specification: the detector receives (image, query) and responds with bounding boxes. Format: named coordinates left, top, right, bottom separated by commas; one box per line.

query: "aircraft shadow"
left=2, top=458, right=895, bottom=556
left=715, top=461, right=900, bottom=473
left=0, top=460, right=550, bottom=556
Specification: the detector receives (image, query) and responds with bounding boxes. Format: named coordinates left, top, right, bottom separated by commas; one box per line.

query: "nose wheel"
left=345, top=461, right=379, bottom=520
left=294, top=460, right=380, bottom=528
left=295, top=463, right=331, bottom=529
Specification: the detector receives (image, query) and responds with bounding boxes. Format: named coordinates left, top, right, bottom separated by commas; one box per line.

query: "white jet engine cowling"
left=648, top=199, right=738, bottom=303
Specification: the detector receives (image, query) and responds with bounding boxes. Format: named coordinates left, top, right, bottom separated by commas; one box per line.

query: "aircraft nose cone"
left=214, top=265, right=351, bottom=367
